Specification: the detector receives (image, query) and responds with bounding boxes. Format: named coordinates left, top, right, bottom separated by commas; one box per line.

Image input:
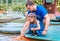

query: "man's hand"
left=43, top=14, right=50, bottom=35
left=42, top=30, right=47, bottom=35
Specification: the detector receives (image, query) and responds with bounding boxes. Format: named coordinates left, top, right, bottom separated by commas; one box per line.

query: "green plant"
left=0, top=4, right=7, bottom=11
left=33, top=0, right=42, bottom=5
left=11, top=3, right=26, bottom=12
left=11, top=5, right=21, bottom=11
left=58, top=7, right=60, bottom=12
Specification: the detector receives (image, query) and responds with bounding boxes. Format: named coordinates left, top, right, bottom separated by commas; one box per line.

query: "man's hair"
left=26, top=1, right=34, bottom=7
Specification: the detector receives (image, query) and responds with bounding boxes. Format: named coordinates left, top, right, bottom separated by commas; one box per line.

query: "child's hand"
left=31, top=28, right=35, bottom=30
left=13, top=35, right=30, bottom=41
left=13, top=33, right=24, bottom=40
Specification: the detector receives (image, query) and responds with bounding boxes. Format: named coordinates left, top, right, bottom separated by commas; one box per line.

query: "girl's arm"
left=31, top=21, right=40, bottom=30
left=20, top=14, right=31, bottom=36
left=14, top=21, right=30, bottom=40
left=20, top=21, right=30, bottom=36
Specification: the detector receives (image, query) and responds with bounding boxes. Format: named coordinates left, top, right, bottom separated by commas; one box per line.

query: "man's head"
left=26, top=1, right=36, bottom=11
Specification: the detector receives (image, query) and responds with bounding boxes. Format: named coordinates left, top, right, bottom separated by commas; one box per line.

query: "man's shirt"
left=28, top=5, right=48, bottom=30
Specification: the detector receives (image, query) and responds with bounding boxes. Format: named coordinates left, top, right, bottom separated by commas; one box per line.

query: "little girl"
left=26, top=13, right=41, bottom=36
left=15, top=13, right=43, bottom=40
left=20, top=13, right=44, bottom=36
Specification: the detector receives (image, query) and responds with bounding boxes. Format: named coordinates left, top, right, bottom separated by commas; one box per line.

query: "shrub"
left=0, top=4, right=7, bottom=11
left=58, top=7, right=60, bottom=12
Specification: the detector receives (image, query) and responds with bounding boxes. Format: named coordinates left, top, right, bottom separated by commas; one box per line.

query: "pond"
left=0, top=22, right=60, bottom=41
left=0, top=33, right=48, bottom=41
left=0, top=16, right=60, bottom=41
left=0, top=22, right=49, bottom=41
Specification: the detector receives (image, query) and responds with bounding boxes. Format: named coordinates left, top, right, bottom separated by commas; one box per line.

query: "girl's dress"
left=27, top=22, right=44, bottom=36
left=27, top=13, right=45, bottom=36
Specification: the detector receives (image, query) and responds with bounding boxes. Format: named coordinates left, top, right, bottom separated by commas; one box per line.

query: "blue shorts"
left=27, top=22, right=44, bottom=36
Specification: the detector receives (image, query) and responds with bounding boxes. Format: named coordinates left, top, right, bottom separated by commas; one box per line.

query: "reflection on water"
left=0, top=23, right=49, bottom=41
left=0, top=33, right=48, bottom=41
left=0, top=11, right=52, bottom=41
left=0, top=33, right=17, bottom=41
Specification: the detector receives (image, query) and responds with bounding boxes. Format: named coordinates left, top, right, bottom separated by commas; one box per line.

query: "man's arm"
left=44, top=14, right=50, bottom=31
left=38, top=5, right=50, bottom=35
left=42, top=14, right=50, bottom=35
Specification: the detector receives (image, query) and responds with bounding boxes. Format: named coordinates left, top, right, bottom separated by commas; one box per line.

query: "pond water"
left=0, top=23, right=48, bottom=41
left=0, top=33, right=47, bottom=41
left=0, top=17, right=59, bottom=41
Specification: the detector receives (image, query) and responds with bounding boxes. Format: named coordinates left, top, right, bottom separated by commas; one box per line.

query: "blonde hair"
left=28, top=13, right=37, bottom=24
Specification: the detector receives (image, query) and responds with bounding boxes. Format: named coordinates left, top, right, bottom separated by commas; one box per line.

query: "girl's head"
left=28, top=13, right=37, bottom=23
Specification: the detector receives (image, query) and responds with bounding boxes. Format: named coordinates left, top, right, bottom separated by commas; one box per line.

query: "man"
left=20, top=1, right=50, bottom=37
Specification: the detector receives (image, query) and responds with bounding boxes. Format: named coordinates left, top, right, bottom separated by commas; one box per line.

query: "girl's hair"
left=28, top=13, right=37, bottom=24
